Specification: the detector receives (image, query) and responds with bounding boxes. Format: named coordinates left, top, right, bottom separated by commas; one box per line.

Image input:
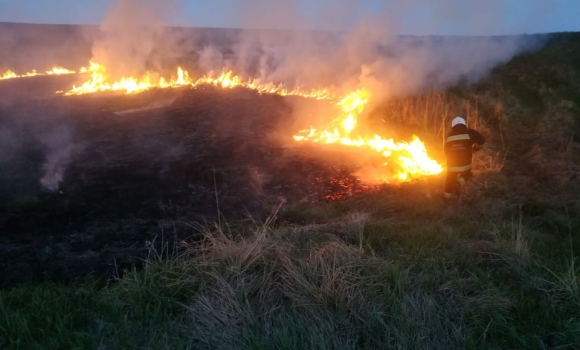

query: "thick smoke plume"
left=90, top=0, right=185, bottom=78
left=212, top=0, right=546, bottom=100
left=92, top=0, right=546, bottom=98
left=85, top=0, right=547, bottom=182
left=0, top=1, right=554, bottom=197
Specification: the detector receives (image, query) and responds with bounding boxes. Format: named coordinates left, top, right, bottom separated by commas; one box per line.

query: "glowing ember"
left=317, top=175, right=382, bottom=201
left=293, top=89, right=443, bottom=182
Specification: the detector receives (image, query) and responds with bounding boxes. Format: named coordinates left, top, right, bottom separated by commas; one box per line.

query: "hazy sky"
left=0, top=0, right=578, bottom=35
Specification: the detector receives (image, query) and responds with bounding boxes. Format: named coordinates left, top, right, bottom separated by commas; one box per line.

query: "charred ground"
left=0, top=77, right=385, bottom=286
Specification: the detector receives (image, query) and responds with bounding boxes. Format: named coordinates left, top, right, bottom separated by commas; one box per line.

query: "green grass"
left=2, top=199, right=579, bottom=349
left=0, top=282, right=97, bottom=349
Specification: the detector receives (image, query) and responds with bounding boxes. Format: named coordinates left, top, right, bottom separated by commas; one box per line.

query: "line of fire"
left=2, top=62, right=443, bottom=189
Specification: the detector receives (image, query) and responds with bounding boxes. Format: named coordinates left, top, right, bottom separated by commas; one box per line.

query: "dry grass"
left=4, top=201, right=580, bottom=349
left=174, top=211, right=389, bottom=348
left=488, top=210, right=532, bottom=263
left=538, top=248, right=580, bottom=303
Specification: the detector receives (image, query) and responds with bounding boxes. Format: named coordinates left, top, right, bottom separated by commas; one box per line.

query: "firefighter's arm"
left=469, top=129, right=485, bottom=151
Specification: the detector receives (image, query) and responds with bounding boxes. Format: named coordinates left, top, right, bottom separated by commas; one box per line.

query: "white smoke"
left=198, top=45, right=227, bottom=72
left=87, top=0, right=547, bottom=103
left=90, top=0, right=185, bottom=78
left=175, top=1, right=546, bottom=102
left=39, top=125, right=83, bottom=192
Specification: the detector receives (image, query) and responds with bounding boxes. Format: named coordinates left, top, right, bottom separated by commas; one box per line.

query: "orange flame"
left=63, top=62, right=165, bottom=94
left=62, top=62, right=442, bottom=183
left=60, top=61, right=335, bottom=100
left=6, top=61, right=443, bottom=183
left=293, top=89, right=443, bottom=182
left=0, top=70, right=18, bottom=80
left=1, top=66, right=76, bottom=80
left=46, top=67, right=76, bottom=75
left=23, top=69, right=41, bottom=77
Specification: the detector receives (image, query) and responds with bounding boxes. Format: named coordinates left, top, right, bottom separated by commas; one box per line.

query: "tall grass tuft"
left=490, top=210, right=531, bottom=263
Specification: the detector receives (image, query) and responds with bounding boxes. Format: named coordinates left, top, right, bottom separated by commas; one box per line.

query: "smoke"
left=174, top=1, right=545, bottom=104
left=81, top=1, right=548, bottom=190
left=38, top=125, right=84, bottom=192
left=0, top=106, right=82, bottom=194
left=198, top=45, right=227, bottom=72
left=364, top=35, right=539, bottom=99
left=88, top=0, right=548, bottom=101
left=90, top=0, right=185, bottom=78
left=0, top=22, right=92, bottom=72
left=0, top=1, right=557, bottom=200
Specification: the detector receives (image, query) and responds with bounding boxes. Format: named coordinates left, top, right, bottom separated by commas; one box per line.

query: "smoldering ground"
left=0, top=103, right=82, bottom=196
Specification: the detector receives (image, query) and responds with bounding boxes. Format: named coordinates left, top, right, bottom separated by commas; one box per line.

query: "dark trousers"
left=444, top=170, right=472, bottom=198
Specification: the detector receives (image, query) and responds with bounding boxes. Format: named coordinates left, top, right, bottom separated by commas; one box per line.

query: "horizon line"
left=0, top=21, right=574, bottom=37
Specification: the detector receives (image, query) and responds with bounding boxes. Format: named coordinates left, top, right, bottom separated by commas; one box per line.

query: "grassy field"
left=2, top=202, right=579, bottom=349
left=2, top=32, right=580, bottom=349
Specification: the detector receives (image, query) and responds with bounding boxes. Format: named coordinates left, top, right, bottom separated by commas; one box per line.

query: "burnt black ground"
left=0, top=76, right=382, bottom=286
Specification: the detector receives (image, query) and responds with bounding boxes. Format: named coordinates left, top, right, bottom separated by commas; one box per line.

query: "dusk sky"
left=0, top=0, right=578, bottom=35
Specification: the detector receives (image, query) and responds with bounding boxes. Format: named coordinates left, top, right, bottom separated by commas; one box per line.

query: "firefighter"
left=443, top=116, right=485, bottom=200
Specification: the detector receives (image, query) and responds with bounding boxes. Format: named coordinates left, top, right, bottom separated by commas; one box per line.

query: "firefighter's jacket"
left=444, top=124, right=485, bottom=172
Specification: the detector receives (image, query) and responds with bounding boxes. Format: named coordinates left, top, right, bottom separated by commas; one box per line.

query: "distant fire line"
left=1, top=67, right=76, bottom=80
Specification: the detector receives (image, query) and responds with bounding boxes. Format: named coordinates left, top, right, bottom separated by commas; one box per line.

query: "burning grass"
left=4, top=60, right=444, bottom=184
left=1, top=70, right=577, bottom=287
left=1, top=66, right=76, bottom=80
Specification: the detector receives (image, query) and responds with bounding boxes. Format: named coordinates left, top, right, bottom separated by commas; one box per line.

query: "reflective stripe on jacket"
left=444, top=125, right=485, bottom=171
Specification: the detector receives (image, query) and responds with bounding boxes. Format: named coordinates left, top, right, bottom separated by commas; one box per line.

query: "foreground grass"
left=2, top=195, right=579, bottom=349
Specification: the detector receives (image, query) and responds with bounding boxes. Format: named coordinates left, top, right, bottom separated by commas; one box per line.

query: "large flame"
left=293, top=89, right=443, bottom=182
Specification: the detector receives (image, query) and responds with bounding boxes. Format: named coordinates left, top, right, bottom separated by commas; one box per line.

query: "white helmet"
left=452, top=116, right=466, bottom=127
